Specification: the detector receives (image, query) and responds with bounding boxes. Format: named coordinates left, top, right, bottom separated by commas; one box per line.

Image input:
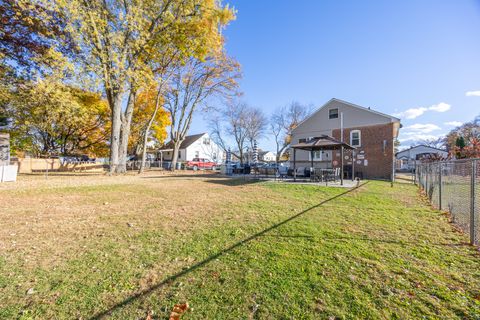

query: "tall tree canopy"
left=0, top=0, right=73, bottom=74
left=129, top=86, right=170, bottom=156
left=444, top=115, right=480, bottom=152
left=6, top=79, right=109, bottom=157
left=41, top=0, right=236, bottom=173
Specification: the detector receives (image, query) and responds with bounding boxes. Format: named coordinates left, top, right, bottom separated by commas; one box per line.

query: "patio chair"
left=295, top=167, right=306, bottom=177
left=332, top=167, right=341, bottom=182
left=277, top=166, right=288, bottom=179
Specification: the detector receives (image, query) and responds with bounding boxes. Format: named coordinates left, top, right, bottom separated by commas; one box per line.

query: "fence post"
left=470, top=159, right=477, bottom=245
left=438, top=162, right=442, bottom=211
left=425, top=164, right=428, bottom=195
left=413, top=161, right=416, bottom=184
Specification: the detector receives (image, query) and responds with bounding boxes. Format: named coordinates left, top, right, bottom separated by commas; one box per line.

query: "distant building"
left=258, top=151, right=276, bottom=162
left=396, top=145, right=448, bottom=170
left=291, top=98, right=401, bottom=179
left=158, top=133, right=223, bottom=163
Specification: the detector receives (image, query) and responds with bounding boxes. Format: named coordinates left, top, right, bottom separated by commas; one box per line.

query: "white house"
left=159, top=133, right=224, bottom=163
left=396, top=145, right=448, bottom=170
left=258, top=151, right=276, bottom=162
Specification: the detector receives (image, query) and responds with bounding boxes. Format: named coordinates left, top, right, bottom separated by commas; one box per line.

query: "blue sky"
left=190, top=0, right=480, bottom=151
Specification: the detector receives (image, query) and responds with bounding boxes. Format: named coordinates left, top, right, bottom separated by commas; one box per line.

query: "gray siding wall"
left=291, top=99, right=395, bottom=162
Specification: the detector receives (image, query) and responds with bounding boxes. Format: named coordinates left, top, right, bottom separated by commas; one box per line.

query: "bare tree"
left=419, top=137, right=445, bottom=149
left=270, top=101, right=310, bottom=162
left=246, top=108, right=267, bottom=150
left=210, top=102, right=266, bottom=165
left=209, top=114, right=231, bottom=154
left=164, top=55, right=240, bottom=170
left=138, top=51, right=178, bottom=173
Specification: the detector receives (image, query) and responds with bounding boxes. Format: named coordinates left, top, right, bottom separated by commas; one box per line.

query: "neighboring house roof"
left=395, top=144, right=448, bottom=156
left=159, top=133, right=206, bottom=150
left=258, top=151, right=273, bottom=157
left=293, top=98, right=401, bottom=134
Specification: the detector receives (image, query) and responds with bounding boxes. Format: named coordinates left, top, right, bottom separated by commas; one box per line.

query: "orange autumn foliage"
left=129, top=86, right=171, bottom=155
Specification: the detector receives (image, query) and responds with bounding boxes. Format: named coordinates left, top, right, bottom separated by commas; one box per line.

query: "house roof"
left=293, top=98, right=401, bottom=133
left=291, top=135, right=355, bottom=151
left=159, top=133, right=206, bottom=150
left=258, top=151, right=273, bottom=156
left=395, top=144, right=448, bottom=156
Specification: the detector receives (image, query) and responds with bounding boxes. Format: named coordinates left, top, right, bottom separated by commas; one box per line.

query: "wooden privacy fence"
left=12, top=158, right=105, bottom=174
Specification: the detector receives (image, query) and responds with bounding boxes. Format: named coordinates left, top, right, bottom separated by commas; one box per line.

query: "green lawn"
left=1, top=174, right=479, bottom=319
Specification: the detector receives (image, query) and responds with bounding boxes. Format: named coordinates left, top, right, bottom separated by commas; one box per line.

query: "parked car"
left=186, top=158, right=217, bottom=170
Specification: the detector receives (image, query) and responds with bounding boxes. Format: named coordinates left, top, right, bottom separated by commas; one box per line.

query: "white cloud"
left=399, top=124, right=444, bottom=145
left=394, top=107, right=427, bottom=119
left=466, top=90, right=480, bottom=97
left=444, top=121, right=462, bottom=127
left=394, top=102, right=451, bottom=119
left=428, top=102, right=450, bottom=113
left=404, top=123, right=441, bottom=133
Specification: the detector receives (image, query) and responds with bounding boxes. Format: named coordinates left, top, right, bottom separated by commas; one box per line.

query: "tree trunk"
left=238, top=148, right=244, bottom=166
left=171, top=141, right=181, bottom=171
left=139, top=91, right=162, bottom=174
left=138, top=131, right=149, bottom=174
left=116, top=92, right=135, bottom=174
left=109, top=94, right=123, bottom=174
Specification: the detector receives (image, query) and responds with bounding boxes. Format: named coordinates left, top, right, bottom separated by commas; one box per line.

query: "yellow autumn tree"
left=7, top=79, right=110, bottom=157
left=129, top=86, right=170, bottom=157
left=36, top=0, right=236, bottom=173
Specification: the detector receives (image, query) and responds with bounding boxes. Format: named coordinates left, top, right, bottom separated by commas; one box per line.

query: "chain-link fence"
left=416, top=159, right=479, bottom=245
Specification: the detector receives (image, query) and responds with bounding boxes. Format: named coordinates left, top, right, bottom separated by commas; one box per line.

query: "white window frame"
left=309, top=150, right=323, bottom=161
left=329, top=108, right=339, bottom=119
left=350, top=130, right=361, bottom=147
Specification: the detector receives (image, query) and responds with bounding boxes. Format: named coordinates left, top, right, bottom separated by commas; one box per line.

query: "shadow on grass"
left=142, top=174, right=263, bottom=186
left=89, top=182, right=369, bottom=319
left=203, top=177, right=263, bottom=186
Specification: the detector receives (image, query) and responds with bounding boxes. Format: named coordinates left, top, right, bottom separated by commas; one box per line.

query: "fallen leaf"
left=145, top=310, right=153, bottom=320
left=169, top=302, right=189, bottom=320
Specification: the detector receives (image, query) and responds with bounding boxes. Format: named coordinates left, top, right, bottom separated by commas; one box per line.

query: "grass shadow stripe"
left=89, top=182, right=369, bottom=319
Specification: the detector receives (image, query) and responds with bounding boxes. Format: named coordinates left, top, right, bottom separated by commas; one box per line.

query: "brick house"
left=290, top=98, right=401, bottom=179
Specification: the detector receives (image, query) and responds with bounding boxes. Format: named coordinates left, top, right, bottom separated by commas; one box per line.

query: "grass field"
left=1, top=173, right=479, bottom=319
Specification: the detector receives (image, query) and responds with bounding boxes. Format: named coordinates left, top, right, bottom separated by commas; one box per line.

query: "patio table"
left=311, top=168, right=335, bottom=182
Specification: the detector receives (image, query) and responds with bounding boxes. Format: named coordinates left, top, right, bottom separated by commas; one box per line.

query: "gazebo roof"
left=291, top=135, right=355, bottom=151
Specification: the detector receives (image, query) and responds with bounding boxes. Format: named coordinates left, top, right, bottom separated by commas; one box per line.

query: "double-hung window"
left=310, top=150, right=323, bottom=161
left=329, top=108, right=339, bottom=119
left=350, top=130, right=361, bottom=147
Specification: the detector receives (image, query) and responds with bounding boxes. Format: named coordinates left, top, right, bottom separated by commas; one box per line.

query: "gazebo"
left=290, top=135, right=355, bottom=185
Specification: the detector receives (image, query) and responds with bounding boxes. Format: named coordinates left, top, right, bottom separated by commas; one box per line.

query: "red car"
left=186, top=158, right=217, bottom=170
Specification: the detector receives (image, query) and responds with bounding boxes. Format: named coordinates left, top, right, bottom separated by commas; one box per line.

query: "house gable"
left=293, top=98, right=399, bottom=137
